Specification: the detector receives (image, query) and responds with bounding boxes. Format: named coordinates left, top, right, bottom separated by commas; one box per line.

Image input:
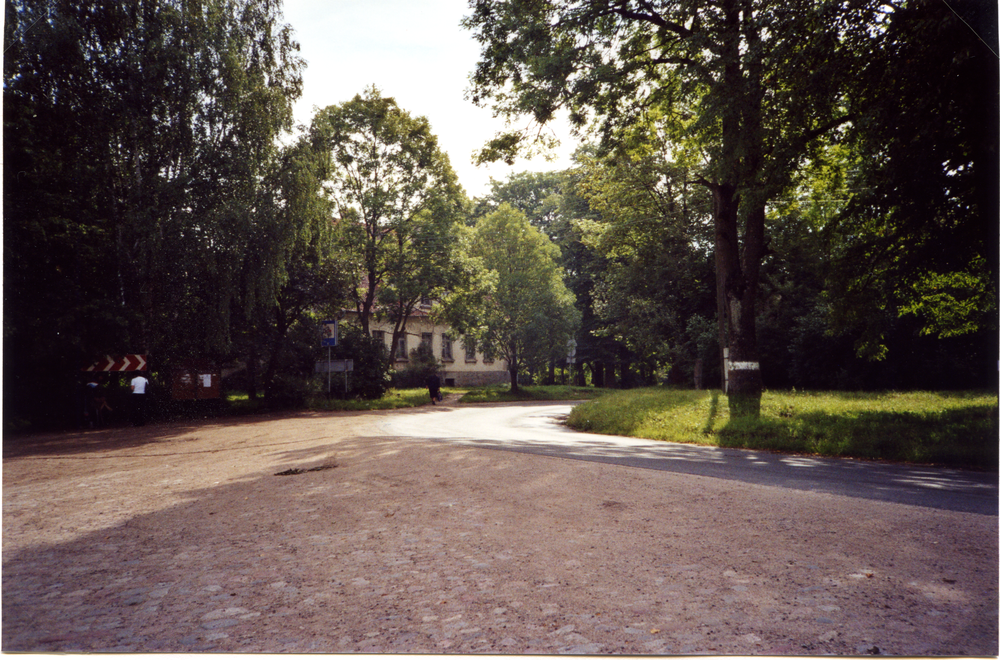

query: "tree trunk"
left=713, top=0, right=764, bottom=417
left=591, top=361, right=604, bottom=388
left=508, top=350, right=519, bottom=393
left=262, top=306, right=290, bottom=403
left=247, top=341, right=258, bottom=400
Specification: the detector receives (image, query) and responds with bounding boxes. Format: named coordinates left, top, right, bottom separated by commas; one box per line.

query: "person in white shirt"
left=130, top=373, right=150, bottom=425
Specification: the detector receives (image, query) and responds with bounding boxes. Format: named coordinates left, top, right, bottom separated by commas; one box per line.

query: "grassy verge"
left=306, top=388, right=436, bottom=411
left=222, top=389, right=437, bottom=414
left=225, top=384, right=610, bottom=414
left=459, top=385, right=613, bottom=404
left=566, top=388, right=998, bottom=470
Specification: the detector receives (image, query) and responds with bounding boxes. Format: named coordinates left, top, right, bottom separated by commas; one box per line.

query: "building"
left=347, top=300, right=509, bottom=387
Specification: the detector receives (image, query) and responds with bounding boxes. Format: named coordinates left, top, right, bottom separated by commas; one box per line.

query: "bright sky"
left=280, top=0, right=579, bottom=198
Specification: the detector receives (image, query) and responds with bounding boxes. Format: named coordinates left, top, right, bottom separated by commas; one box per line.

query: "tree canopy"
left=4, top=0, right=305, bottom=423
left=462, top=0, right=997, bottom=412
left=308, top=87, right=469, bottom=366
left=442, top=204, right=579, bottom=392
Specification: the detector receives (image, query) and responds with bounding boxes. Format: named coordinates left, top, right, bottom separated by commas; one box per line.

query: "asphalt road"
left=381, top=402, right=998, bottom=517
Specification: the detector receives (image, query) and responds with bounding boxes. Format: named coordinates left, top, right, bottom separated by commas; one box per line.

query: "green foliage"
left=832, top=0, right=998, bottom=356
left=567, top=388, right=998, bottom=469
left=573, top=139, right=717, bottom=383
left=244, top=138, right=351, bottom=401
left=472, top=171, right=566, bottom=237
left=331, top=323, right=391, bottom=400
left=392, top=344, right=443, bottom=390
left=308, top=87, right=469, bottom=363
left=441, top=204, right=580, bottom=392
left=4, top=0, right=304, bottom=425
left=898, top=258, right=996, bottom=340
left=462, top=0, right=886, bottom=412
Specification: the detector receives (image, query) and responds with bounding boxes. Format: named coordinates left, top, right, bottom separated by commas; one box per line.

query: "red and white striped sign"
left=83, top=354, right=148, bottom=372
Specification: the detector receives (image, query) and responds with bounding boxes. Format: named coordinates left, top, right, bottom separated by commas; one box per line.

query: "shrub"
left=392, top=344, right=442, bottom=390
left=331, top=325, right=391, bottom=399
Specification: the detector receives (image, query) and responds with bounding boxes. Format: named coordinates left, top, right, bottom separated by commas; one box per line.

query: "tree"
left=831, top=0, right=998, bottom=363
left=443, top=204, right=579, bottom=393
left=308, top=87, right=469, bottom=367
left=573, top=133, right=716, bottom=386
left=463, top=0, right=882, bottom=415
left=243, top=138, right=349, bottom=402
left=4, top=0, right=304, bottom=426
left=473, top=171, right=566, bottom=239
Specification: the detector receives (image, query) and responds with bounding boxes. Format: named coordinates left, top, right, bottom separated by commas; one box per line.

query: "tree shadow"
left=702, top=390, right=721, bottom=434
left=716, top=407, right=998, bottom=471
left=1, top=410, right=367, bottom=460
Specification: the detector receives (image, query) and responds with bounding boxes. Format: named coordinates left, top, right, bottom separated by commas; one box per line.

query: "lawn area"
left=566, top=388, right=999, bottom=470
left=306, top=388, right=435, bottom=411
left=458, top=384, right=613, bottom=404
left=225, top=384, right=609, bottom=415
left=311, top=384, right=610, bottom=410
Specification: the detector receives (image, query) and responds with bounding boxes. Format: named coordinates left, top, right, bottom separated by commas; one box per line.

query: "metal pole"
left=327, top=346, right=331, bottom=395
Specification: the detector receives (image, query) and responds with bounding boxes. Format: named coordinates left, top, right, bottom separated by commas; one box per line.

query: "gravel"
left=3, top=406, right=997, bottom=654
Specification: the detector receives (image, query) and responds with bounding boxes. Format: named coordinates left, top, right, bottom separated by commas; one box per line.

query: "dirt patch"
left=2, top=408, right=997, bottom=654
left=275, top=464, right=337, bottom=476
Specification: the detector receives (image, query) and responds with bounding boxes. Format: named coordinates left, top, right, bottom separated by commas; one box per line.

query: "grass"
left=225, top=384, right=610, bottom=415
left=566, top=388, right=999, bottom=470
left=306, top=388, right=435, bottom=411
left=458, top=384, right=613, bottom=404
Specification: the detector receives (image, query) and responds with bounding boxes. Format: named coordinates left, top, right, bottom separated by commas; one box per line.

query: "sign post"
left=566, top=339, right=577, bottom=383
left=321, top=320, right=338, bottom=395
left=315, top=359, right=354, bottom=397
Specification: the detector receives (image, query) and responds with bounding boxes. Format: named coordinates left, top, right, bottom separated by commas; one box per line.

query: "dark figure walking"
left=426, top=373, right=442, bottom=405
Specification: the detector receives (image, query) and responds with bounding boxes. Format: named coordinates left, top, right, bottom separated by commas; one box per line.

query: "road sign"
left=315, top=359, right=354, bottom=373
left=321, top=320, right=338, bottom=347
left=83, top=354, right=147, bottom=372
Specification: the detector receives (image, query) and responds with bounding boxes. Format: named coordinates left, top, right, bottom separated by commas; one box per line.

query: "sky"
left=280, top=0, right=579, bottom=198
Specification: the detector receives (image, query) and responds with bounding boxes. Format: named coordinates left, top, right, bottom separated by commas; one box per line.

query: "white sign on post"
left=315, top=360, right=354, bottom=373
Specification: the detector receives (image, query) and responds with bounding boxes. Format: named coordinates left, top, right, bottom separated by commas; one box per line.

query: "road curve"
left=380, top=402, right=998, bottom=516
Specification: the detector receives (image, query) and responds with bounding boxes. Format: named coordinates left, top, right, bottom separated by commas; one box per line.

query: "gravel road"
left=3, top=402, right=997, bottom=654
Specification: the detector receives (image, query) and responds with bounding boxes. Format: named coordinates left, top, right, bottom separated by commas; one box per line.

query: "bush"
left=392, top=344, right=441, bottom=390
left=331, top=325, right=391, bottom=399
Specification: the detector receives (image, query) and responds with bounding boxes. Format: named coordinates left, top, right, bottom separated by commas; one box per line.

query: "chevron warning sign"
left=83, top=354, right=148, bottom=372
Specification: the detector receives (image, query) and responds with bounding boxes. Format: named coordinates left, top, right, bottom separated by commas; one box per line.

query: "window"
left=373, top=330, right=385, bottom=349
left=463, top=336, right=477, bottom=363
left=421, top=332, right=433, bottom=352
left=395, top=334, right=407, bottom=361
left=420, top=293, right=432, bottom=307
left=442, top=334, right=453, bottom=361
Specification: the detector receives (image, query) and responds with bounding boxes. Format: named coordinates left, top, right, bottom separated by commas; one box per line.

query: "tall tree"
left=308, top=87, right=468, bottom=365
left=574, top=133, right=716, bottom=385
left=444, top=204, right=579, bottom=393
left=473, top=171, right=565, bottom=239
left=463, top=0, right=881, bottom=415
left=242, top=138, right=349, bottom=402
left=4, top=0, right=303, bottom=425
left=831, top=0, right=998, bottom=362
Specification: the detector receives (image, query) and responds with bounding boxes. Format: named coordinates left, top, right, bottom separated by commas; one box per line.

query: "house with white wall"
left=345, top=301, right=509, bottom=387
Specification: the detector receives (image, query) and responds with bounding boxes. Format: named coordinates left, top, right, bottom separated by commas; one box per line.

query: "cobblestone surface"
left=3, top=404, right=997, bottom=654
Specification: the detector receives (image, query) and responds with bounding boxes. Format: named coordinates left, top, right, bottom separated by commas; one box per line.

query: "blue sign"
left=321, top=320, right=338, bottom=347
